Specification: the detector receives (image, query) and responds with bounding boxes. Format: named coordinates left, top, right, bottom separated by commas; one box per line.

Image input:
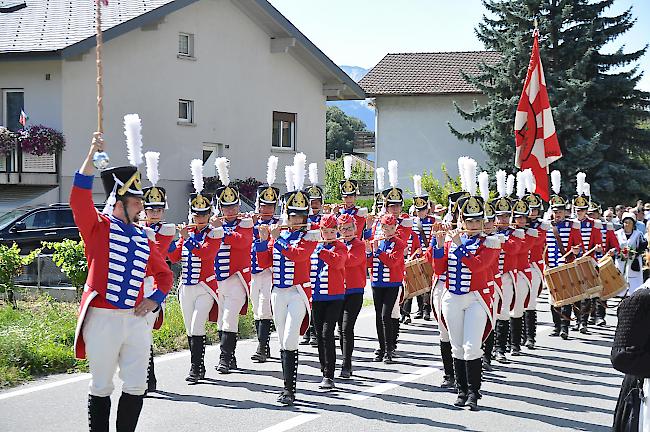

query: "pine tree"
left=450, top=0, right=650, bottom=203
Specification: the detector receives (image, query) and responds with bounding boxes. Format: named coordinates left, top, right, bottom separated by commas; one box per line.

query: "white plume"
left=123, top=114, right=143, bottom=166
left=266, top=155, right=278, bottom=186
left=516, top=171, right=526, bottom=199
left=388, top=160, right=399, bottom=187
left=458, top=157, right=468, bottom=191
left=464, top=158, right=477, bottom=196
left=215, top=157, right=230, bottom=187
left=284, top=166, right=295, bottom=192
left=524, top=168, right=536, bottom=193
left=413, top=175, right=422, bottom=196
left=343, top=155, right=353, bottom=180
left=584, top=182, right=591, bottom=197
left=551, top=170, right=561, bottom=194
left=190, top=159, right=204, bottom=193
left=292, top=152, right=307, bottom=191
left=376, top=167, right=385, bottom=191
left=308, top=163, right=318, bottom=185
left=496, top=170, right=507, bottom=198
left=576, top=172, right=586, bottom=195
left=478, top=171, right=490, bottom=202
left=506, top=174, right=515, bottom=196
left=144, top=151, right=160, bottom=186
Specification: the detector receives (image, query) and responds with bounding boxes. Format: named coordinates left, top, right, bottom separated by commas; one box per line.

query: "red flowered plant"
left=203, top=176, right=262, bottom=201
left=18, top=125, right=66, bottom=156
left=0, top=127, right=18, bottom=156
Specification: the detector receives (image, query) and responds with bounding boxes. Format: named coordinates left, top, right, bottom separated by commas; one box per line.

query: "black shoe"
left=467, top=392, right=480, bottom=411
left=454, top=393, right=468, bottom=407
left=511, top=347, right=522, bottom=356
left=572, top=323, right=580, bottom=332
left=494, top=351, right=509, bottom=363
left=441, top=376, right=455, bottom=388
left=278, top=390, right=295, bottom=406
left=319, top=377, right=335, bottom=390
left=88, top=395, right=111, bottom=432
left=230, top=356, right=238, bottom=370
left=596, top=318, right=606, bottom=327
left=587, top=317, right=596, bottom=325
left=373, top=350, right=385, bottom=362
left=116, top=392, right=144, bottom=432
left=550, top=327, right=561, bottom=337
left=384, top=351, right=394, bottom=364
left=525, top=339, right=535, bottom=350
left=414, top=310, right=424, bottom=320
left=560, top=329, right=569, bottom=340
left=579, top=325, right=590, bottom=335
left=423, top=309, right=431, bottom=321
left=216, top=332, right=236, bottom=374
left=340, top=368, right=352, bottom=379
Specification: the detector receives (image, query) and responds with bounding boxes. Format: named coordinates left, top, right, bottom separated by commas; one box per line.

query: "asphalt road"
left=0, top=292, right=623, bottom=432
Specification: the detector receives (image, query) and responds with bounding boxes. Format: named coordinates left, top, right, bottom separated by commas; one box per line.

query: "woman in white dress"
left=615, top=213, right=648, bottom=295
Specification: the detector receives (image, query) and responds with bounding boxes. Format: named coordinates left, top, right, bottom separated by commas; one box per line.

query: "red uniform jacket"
left=343, top=237, right=367, bottom=294
left=311, top=240, right=347, bottom=299
left=70, top=172, right=173, bottom=359
left=146, top=221, right=176, bottom=329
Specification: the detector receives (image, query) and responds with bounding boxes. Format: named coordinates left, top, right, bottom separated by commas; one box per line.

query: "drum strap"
left=552, top=225, right=566, bottom=257
left=417, top=218, right=429, bottom=249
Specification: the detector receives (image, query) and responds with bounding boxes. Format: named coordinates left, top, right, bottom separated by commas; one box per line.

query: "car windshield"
left=0, top=207, right=35, bottom=231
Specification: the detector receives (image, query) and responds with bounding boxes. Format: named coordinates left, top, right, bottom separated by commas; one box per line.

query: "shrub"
left=325, top=157, right=373, bottom=201
left=0, top=127, right=18, bottom=156
left=42, top=240, right=88, bottom=300
left=18, top=125, right=66, bottom=156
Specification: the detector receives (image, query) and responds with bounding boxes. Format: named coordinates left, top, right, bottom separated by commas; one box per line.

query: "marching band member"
left=307, top=162, right=324, bottom=228
left=545, top=171, right=582, bottom=339
left=434, top=192, right=500, bottom=411
left=168, top=160, right=222, bottom=383
left=250, top=156, right=280, bottom=363
left=588, top=201, right=619, bottom=326
left=369, top=212, right=406, bottom=364
left=141, top=151, right=176, bottom=393
left=73, top=124, right=173, bottom=432
left=337, top=213, right=366, bottom=378
left=571, top=173, right=603, bottom=334
left=522, top=173, right=551, bottom=350
left=339, top=155, right=369, bottom=240
left=310, top=214, right=347, bottom=389
left=509, top=172, right=539, bottom=356
left=212, top=157, right=254, bottom=374
left=255, top=164, right=320, bottom=406
left=490, top=172, right=524, bottom=363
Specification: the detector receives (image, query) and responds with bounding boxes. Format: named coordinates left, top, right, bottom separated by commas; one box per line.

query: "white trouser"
left=526, top=263, right=543, bottom=311
left=442, top=291, right=488, bottom=361
left=511, top=270, right=531, bottom=318
left=431, top=279, right=449, bottom=342
left=640, top=378, right=649, bottom=432
left=391, top=286, right=403, bottom=319
left=217, top=274, right=247, bottom=332
left=250, top=269, right=273, bottom=320
left=497, top=272, right=515, bottom=320
left=179, top=283, right=214, bottom=336
left=271, top=286, right=307, bottom=351
left=83, top=307, right=154, bottom=397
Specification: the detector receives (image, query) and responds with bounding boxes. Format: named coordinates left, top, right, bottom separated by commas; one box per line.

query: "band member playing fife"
left=73, top=127, right=173, bottom=432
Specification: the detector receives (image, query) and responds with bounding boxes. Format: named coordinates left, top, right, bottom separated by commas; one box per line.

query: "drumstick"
left=408, top=249, right=421, bottom=261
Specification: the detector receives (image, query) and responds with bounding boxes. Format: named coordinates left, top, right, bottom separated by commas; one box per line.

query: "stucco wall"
left=374, top=94, right=488, bottom=194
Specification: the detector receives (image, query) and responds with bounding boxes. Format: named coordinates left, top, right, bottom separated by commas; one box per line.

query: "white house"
left=359, top=51, right=500, bottom=193
left=0, top=0, right=364, bottom=220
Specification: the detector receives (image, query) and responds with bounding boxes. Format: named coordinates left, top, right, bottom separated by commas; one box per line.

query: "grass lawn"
left=0, top=294, right=255, bottom=389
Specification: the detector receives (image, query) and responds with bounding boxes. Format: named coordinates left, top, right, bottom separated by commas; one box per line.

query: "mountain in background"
left=328, top=65, right=375, bottom=131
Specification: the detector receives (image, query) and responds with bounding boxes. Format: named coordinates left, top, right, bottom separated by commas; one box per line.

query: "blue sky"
left=269, top=0, right=650, bottom=91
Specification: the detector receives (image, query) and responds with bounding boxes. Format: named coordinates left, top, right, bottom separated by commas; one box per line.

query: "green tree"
left=450, top=0, right=650, bottom=204
left=325, top=157, right=373, bottom=201
left=42, top=240, right=88, bottom=301
left=417, top=164, right=463, bottom=206
left=326, top=106, right=368, bottom=157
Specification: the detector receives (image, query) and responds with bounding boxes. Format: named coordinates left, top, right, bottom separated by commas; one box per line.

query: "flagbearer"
left=73, top=128, right=173, bottom=432
left=141, top=151, right=176, bottom=393
left=212, top=157, right=254, bottom=374
left=250, top=156, right=280, bottom=363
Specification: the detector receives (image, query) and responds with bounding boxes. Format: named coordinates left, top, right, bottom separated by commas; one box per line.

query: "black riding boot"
left=494, top=320, right=510, bottom=363
left=88, top=395, right=110, bottom=432
left=440, top=341, right=455, bottom=388
left=579, top=300, right=591, bottom=334
left=550, top=305, right=561, bottom=336
left=186, top=335, right=200, bottom=382
left=482, top=331, right=494, bottom=371
left=525, top=310, right=537, bottom=349
left=510, top=317, right=523, bottom=356
left=115, top=392, right=144, bottom=432
left=453, top=358, right=468, bottom=407
left=279, top=350, right=298, bottom=406
left=252, top=319, right=271, bottom=362
left=466, top=358, right=482, bottom=411
left=230, top=336, right=238, bottom=370
left=217, top=331, right=237, bottom=374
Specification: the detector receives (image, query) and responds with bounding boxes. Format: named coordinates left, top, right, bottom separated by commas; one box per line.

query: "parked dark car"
left=0, top=203, right=101, bottom=253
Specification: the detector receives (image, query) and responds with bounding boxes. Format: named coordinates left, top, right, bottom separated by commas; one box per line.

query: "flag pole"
left=96, top=0, right=104, bottom=135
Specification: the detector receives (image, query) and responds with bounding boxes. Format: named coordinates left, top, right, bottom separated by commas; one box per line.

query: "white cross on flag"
left=514, top=29, right=562, bottom=201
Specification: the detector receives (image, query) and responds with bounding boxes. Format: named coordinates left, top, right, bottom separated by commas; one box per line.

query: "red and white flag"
left=514, top=29, right=562, bottom=201
left=18, top=110, right=28, bottom=127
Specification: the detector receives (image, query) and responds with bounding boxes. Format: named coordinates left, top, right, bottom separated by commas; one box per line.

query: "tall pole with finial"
left=93, top=0, right=110, bottom=169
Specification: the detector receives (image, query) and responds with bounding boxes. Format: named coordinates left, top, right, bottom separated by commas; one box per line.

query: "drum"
left=402, top=257, right=433, bottom=303
left=598, top=255, right=627, bottom=300
left=544, top=256, right=602, bottom=307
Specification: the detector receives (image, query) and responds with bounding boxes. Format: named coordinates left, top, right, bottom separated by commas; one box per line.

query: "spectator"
left=616, top=213, right=648, bottom=296
left=604, top=209, right=615, bottom=223
left=614, top=205, right=625, bottom=225
left=610, top=282, right=650, bottom=432
left=632, top=209, right=647, bottom=233
left=644, top=203, right=650, bottom=221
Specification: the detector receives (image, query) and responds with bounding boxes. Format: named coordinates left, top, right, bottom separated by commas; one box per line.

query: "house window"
left=178, top=99, right=194, bottom=124
left=2, top=89, right=24, bottom=132
left=272, top=111, right=296, bottom=150
left=178, top=33, right=194, bottom=57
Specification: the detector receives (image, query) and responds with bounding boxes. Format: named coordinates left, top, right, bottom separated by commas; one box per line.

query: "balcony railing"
left=0, top=143, right=59, bottom=185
